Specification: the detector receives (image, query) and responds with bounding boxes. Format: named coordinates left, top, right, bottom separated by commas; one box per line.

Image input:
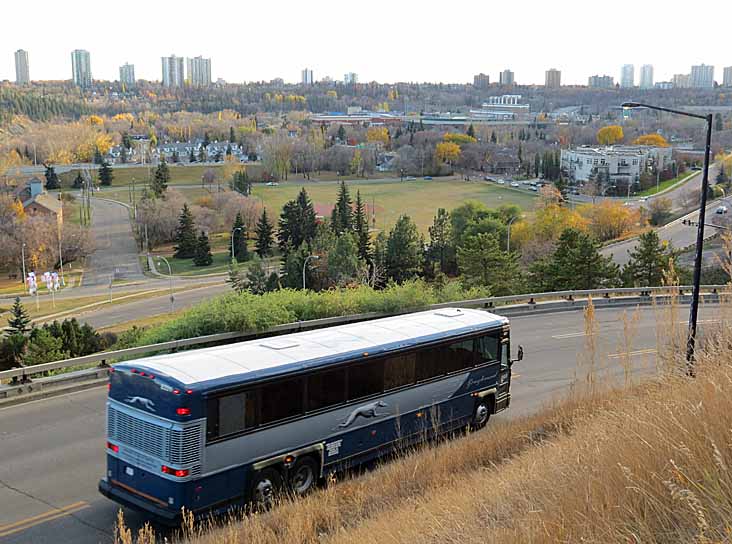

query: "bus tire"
left=289, top=456, right=319, bottom=496
left=471, top=398, right=491, bottom=430
left=249, top=467, right=283, bottom=511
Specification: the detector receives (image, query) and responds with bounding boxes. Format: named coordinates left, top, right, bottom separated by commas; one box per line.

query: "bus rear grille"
left=108, top=405, right=204, bottom=466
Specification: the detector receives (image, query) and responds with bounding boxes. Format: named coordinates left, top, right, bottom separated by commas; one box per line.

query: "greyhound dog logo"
left=124, top=396, right=156, bottom=412
left=339, top=400, right=388, bottom=428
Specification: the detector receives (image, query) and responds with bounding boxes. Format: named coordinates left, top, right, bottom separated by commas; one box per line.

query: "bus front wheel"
left=472, top=399, right=491, bottom=429
left=289, top=456, right=318, bottom=495
left=250, top=468, right=283, bottom=511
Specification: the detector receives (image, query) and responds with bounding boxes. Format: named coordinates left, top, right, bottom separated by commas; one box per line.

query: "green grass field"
left=251, top=179, right=537, bottom=233
left=636, top=171, right=698, bottom=197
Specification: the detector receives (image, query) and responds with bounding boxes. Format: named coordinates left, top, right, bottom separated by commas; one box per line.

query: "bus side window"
left=445, top=339, right=475, bottom=373
left=348, top=360, right=384, bottom=400
left=260, top=378, right=304, bottom=425
left=476, top=334, right=499, bottom=363
left=307, top=369, right=346, bottom=411
left=217, top=391, right=256, bottom=438
left=384, top=353, right=416, bottom=390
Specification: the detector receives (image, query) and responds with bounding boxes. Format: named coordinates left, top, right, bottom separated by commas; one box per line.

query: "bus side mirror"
left=514, top=345, right=524, bottom=363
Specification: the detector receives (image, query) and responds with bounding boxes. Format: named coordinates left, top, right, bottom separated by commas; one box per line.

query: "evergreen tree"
left=171, top=150, right=180, bottom=163
left=198, top=146, right=206, bottom=162
left=230, top=212, right=249, bottom=262
left=327, top=232, right=360, bottom=286
left=151, top=160, right=170, bottom=197
left=193, top=231, right=213, bottom=266
left=93, top=147, right=104, bottom=165
left=715, top=113, right=723, bottom=131
left=189, top=148, right=196, bottom=163
left=98, top=161, right=113, bottom=186
left=72, top=172, right=84, bottom=189
left=457, top=233, right=520, bottom=295
left=623, top=230, right=675, bottom=287
left=44, top=164, right=60, bottom=190
left=278, top=188, right=317, bottom=253
left=119, top=146, right=128, bottom=164
left=385, top=215, right=422, bottom=283
left=331, top=181, right=353, bottom=233
left=122, top=132, right=132, bottom=149
left=173, top=203, right=198, bottom=259
left=0, top=334, right=27, bottom=370
left=337, top=125, right=346, bottom=142
left=427, top=208, right=456, bottom=275
left=226, top=144, right=232, bottom=157
left=229, top=126, right=236, bottom=143
left=255, top=208, right=275, bottom=258
left=25, top=329, right=68, bottom=366
left=353, top=190, right=371, bottom=263
left=231, top=170, right=251, bottom=195
left=531, top=228, right=619, bottom=291
left=490, top=131, right=497, bottom=144
left=534, top=154, right=541, bottom=178
left=467, top=123, right=476, bottom=139
left=7, top=297, right=31, bottom=336
left=203, top=132, right=211, bottom=147
left=226, top=260, right=247, bottom=293
left=246, top=257, right=268, bottom=295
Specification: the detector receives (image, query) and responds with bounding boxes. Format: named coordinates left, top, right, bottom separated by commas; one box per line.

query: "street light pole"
left=21, top=242, right=27, bottom=292
left=622, top=102, right=713, bottom=366
left=506, top=216, right=519, bottom=252
left=157, top=256, right=175, bottom=313
left=302, top=255, right=320, bottom=290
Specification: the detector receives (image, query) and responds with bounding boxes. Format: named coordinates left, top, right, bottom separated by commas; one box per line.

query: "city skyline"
left=2, top=0, right=732, bottom=85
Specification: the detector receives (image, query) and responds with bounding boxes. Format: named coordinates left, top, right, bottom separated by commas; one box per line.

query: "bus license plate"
left=125, top=467, right=135, bottom=476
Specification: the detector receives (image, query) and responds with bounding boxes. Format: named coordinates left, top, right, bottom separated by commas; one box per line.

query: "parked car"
left=405, top=176, right=416, bottom=181
left=423, top=176, right=433, bottom=180
left=716, top=205, right=728, bottom=214
left=529, top=186, right=539, bottom=192
left=497, top=179, right=506, bottom=185
left=510, top=181, right=520, bottom=187
left=266, top=181, right=279, bottom=186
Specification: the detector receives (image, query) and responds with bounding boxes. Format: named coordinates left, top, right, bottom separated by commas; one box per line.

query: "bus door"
left=495, top=337, right=512, bottom=412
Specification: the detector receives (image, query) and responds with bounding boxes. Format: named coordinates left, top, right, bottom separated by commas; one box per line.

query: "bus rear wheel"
left=250, top=468, right=283, bottom=511
left=472, top=399, right=491, bottom=429
left=289, top=457, right=318, bottom=496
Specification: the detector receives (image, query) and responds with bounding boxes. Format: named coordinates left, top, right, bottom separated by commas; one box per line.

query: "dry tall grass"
left=114, top=299, right=732, bottom=544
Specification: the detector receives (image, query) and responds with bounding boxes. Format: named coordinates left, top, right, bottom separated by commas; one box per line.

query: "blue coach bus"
left=99, top=308, right=522, bottom=522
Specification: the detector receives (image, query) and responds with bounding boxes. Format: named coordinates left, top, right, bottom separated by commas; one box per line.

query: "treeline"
left=0, top=88, right=90, bottom=123
left=0, top=298, right=115, bottom=370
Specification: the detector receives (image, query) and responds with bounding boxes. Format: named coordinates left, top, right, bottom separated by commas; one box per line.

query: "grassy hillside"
left=113, top=298, right=732, bottom=544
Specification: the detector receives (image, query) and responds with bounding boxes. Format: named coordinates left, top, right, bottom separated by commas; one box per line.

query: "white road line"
left=551, top=331, right=587, bottom=339
left=608, top=348, right=657, bottom=359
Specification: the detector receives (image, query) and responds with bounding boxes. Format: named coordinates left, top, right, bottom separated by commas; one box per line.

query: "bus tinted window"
left=445, top=339, right=475, bottom=373
left=217, top=391, right=256, bottom=438
left=417, top=339, right=476, bottom=381
left=307, top=369, right=346, bottom=411
left=384, top=353, right=416, bottom=390
left=476, top=334, right=499, bottom=363
left=348, top=360, right=384, bottom=400
left=260, top=378, right=304, bottom=425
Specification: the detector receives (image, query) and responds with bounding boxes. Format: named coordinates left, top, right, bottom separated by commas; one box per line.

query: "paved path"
left=0, top=303, right=710, bottom=543
left=81, top=199, right=144, bottom=287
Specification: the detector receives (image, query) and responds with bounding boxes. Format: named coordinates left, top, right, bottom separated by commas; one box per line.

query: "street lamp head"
left=311, top=255, right=320, bottom=261
left=621, top=102, right=642, bottom=109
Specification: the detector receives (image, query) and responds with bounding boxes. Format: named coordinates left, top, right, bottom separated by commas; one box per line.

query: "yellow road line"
left=0, top=501, right=89, bottom=537
left=608, top=348, right=657, bottom=359
left=551, top=331, right=586, bottom=339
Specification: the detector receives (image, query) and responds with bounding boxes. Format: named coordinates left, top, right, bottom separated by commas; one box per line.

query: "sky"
left=2, top=0, right=731, bottom=86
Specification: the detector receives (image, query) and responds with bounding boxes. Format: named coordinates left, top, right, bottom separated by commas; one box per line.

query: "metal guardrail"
left=1, top=284, right=728, bottom=384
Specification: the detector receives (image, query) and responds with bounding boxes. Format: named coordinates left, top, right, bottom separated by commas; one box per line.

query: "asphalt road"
left=81, top=199, right=144, bottom=287
left=0, top=303, right=710, bottom=543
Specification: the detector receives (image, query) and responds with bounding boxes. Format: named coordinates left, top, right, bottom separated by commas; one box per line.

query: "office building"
left=301, top=68, right=314, bottom=85
left=14, top=49, right=29, bottom=85
left=655, top=81, right=673, bottom=90
left=672, top=73, right=690, bottom=88
left=344, top=72, right=358, bottom=85
left=690, top=64, right=714, bottom=88
left=162, top=55, right=185, bottom=88
left=724, top=66, right=732, bottom=88
left=545, top=68, right=561, bottom=89
left=186, top=56, right=211, bottom=87
left=499, top=69, right=514, bottom=86
left=621, top=64, right=634, bottom=88
left=71, top=49, right=92, bottom=88
left=639, top=64, right=654, bottom=89
left=561, top=145, right=673, bottom=187
left=473, top=73, right=490, bottom=89
left=588, top=75, right=614, bottom=88
left=119, top=63, right=135, bottom=87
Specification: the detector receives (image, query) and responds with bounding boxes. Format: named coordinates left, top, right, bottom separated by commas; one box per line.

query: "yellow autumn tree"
left=596, top=125, right=624, bottom=145
left=510, top=203, right=590, bottom=248
left=87, top=115, right=104, bottom=126
left=578, top=200, right=641, bottom=242
left=633, top=133, right=669, bottom=147
left=444, top=133, right=477, bottom=146
left=435, top=142, right=461, bottom=164
left=366, top=127, right=389, bottom=146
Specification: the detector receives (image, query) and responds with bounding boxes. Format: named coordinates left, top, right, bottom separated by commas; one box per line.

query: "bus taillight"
left=107, top=441, right=119, bottom=453
left=176, top=408, right=191, bottom=416
left=161, top=465, right=189, bottom=478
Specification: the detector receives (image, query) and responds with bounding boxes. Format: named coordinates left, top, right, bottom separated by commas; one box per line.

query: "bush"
left=135, top=280, right=490, bottom=345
